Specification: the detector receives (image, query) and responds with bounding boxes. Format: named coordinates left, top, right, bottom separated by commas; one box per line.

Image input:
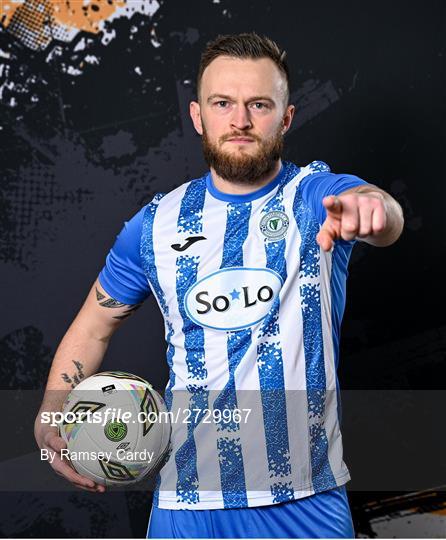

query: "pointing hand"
left=316, top=192, right=386, bottom=251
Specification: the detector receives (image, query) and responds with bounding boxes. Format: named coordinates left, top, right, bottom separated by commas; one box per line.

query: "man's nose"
left=230, top=105, right=252, bottom=131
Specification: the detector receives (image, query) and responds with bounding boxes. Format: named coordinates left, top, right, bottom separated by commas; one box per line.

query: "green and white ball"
left=59, top=371, right=171, bottom=486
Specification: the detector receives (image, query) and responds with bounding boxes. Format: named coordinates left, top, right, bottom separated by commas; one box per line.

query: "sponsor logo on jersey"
left=260, top=210, right=289, bottom=241
left=184, top=267, right=282, bottom=331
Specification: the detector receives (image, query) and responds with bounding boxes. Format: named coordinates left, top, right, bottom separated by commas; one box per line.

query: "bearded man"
left=35, top=32, right=404, bottom=538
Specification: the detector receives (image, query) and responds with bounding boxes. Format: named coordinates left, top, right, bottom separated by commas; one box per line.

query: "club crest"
left=260, top=210, right=289, bottom=241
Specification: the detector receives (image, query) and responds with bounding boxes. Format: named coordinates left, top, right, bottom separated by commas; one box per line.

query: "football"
left=59, top=371, right=171, bottom=486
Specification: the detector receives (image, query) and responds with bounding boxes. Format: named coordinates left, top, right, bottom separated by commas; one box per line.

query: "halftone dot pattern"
left=2, top=0, right=162, bottom=50
left=7, top=0, right=53, bottom=51
left=1, top=163, right=93, bottom=269
left=50, top=21, right=73, bottom=42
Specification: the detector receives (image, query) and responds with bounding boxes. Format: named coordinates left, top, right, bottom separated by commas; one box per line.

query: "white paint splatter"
left=66, top=65, right=82, bottom=76
left=45, top=46, right=63, bottom=64
left=101, top=28, right=116, bottom=46
left=84, top=55, right=100, bottom=65
left=104, top=0, right=159, bottom=24
left=150, top=27, right=161, bottom=48
left=74, top=38, right=86, bottom=52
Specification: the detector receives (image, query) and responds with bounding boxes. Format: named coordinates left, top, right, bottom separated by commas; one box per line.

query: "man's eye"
left=216, top=101, right=228, bottom=107
left=252, top=102, right=267, bottom=109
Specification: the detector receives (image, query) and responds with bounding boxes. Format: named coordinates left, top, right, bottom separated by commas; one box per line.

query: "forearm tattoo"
left=61, top=360, right=85, bottom=388
left=95, top=287, right=142, bottom=320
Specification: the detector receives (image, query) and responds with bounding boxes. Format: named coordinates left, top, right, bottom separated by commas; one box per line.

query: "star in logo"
left=229, top=289, right=241, bottom=300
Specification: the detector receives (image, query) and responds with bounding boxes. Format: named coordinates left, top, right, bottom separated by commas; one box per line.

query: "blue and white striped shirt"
left=99, top=160, right=367, bottom=509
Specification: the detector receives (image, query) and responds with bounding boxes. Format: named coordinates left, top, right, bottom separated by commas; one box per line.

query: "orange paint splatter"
left=0, top=0, right=24, bottom=28
left=0, top=0, right=129, bottom=50
left=52, top=0, right=126, bottom=35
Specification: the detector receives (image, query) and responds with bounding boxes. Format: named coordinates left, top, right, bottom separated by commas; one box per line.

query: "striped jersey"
left=99, top=160, right=367, bottom=510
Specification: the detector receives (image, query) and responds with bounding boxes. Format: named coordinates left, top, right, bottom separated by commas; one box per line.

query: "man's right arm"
left=34, top=277, right=142, bottom=492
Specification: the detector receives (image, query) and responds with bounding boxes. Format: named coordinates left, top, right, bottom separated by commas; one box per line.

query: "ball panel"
left=60, top=371, right=171, bottom=486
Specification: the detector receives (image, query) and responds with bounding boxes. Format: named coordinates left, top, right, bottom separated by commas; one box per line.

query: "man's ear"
left=282, top=104, right=295, bottom=134
left=190, top=101, right=203, bottom=135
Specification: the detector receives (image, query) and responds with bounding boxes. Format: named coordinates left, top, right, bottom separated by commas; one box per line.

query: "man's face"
left=190, top=56, right=295, bottom=184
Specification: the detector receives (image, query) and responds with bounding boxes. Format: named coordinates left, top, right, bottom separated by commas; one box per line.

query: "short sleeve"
left=300, top=169, right=369, bottom=226
left=98, top=206, right=151, bottom=304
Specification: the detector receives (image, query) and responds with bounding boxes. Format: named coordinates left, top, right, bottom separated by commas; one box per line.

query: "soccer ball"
left=59, top=371, right=171, bottom=486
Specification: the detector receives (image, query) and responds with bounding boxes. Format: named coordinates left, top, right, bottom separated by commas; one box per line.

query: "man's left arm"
left=316, top=184, right=404, bottom=251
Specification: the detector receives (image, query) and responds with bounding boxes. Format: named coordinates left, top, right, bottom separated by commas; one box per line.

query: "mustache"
left=219, top=132, right=261, bottom=143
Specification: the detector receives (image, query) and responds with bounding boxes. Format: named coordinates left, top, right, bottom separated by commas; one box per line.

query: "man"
left=35, top=33, right=404, bottom=538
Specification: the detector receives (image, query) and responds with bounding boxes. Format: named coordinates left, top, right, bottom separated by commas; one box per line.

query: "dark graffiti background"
left=0, top=0, right=445, bottom=537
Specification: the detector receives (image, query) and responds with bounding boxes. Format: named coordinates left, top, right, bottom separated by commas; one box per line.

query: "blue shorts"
left=147, top=486, right=355, bottom=538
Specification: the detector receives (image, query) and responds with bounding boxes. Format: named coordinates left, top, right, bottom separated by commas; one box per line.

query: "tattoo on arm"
left=95, top=287, right=142, bottom=320
left=112, top=304, right=142, bottom=320
left=61, top=360, right=85, bottom=389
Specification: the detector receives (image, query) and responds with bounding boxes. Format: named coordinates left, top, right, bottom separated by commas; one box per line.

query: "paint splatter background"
left=0, top=0, right=445, bottom=536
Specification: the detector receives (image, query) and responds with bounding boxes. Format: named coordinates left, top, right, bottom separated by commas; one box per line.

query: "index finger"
left=322, top=195, right=343, bottom=215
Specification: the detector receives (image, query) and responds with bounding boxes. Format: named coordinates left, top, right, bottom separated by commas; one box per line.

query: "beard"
left=201, top=124, right=284, bottom=185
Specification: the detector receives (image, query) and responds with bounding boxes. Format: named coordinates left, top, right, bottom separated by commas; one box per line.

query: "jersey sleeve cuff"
left=98, top=268, right=148, bottom=305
